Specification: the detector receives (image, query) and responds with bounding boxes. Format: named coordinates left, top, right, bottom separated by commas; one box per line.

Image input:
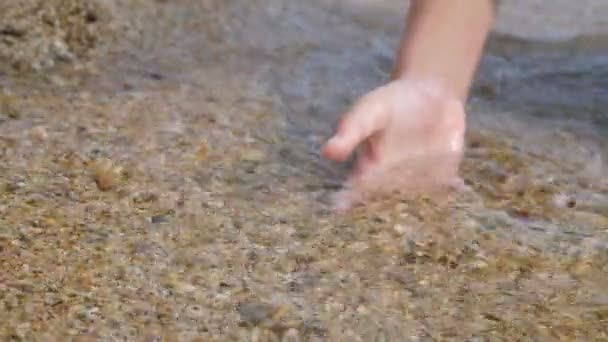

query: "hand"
left=321, top=77, right=467, bottom=211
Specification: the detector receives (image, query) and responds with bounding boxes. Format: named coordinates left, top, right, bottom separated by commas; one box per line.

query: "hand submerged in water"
left=318, top=0, right=495, bottom=211
left=321, top=78, right=467, bottom=211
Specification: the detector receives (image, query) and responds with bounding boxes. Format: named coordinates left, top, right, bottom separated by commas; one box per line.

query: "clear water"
left=1, top=0, right=607, bottom=340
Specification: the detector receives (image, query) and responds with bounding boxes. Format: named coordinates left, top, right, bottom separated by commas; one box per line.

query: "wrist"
left=390, top=72, right=462, bottom=104
left=391, top=0, right=495, bottom=102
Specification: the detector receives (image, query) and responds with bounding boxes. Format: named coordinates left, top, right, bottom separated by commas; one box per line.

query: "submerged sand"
left=1, top=0, right=607, bottom=340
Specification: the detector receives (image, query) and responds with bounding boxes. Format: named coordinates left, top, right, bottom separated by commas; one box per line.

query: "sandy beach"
left=1, top=0, right=607, bottom=340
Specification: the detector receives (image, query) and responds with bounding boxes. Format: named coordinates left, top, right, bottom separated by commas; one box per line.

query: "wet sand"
left=1, top=0, right=607, bottom=341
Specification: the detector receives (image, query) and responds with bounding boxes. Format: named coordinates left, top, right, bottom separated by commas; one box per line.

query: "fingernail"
left=327, top=135, right=342, bottom=146
left=322, top=137, right=343, bottom=159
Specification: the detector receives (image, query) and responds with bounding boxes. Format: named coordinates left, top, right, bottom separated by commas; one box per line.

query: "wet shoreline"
left=1, top=1, right=607, bottom=340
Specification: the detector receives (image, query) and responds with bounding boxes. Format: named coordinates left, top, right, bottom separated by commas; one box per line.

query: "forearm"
left=392, top=0, right=496, bottom=102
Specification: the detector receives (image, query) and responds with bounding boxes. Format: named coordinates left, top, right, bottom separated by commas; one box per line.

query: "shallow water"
left=1, top=0, right=607, bottom=340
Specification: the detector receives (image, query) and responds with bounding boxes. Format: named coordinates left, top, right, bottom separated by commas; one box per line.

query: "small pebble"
left=283, top=328, right=301, bottom=342
left=30, top=125, right=48, bottom=141
left=93, top=160, right=122, bottom=191
left=240, top=147, right=265, bottom=162
left=393, top=224, right=408, bottom=235
left=470, top=260, right=489, bottom=270
left=195, top=142, right=209, bottom=161
left=48, top=74, right=68, bottom=87
left=237, top=301, right=276, bottom=326
left=151, top=214, right=169, bottom=224
left=349, top=241, right=369, bottom=253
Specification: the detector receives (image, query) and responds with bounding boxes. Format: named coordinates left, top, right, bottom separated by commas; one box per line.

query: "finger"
left=321, top=89, right=389, bottom=162
left=350, top=141, right=377, bottom=179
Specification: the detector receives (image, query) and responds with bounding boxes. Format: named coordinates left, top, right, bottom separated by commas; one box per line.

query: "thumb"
left=321, top=89, right=389, bottom=162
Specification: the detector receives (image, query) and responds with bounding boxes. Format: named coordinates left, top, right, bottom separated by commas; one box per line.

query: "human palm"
left=321, top=78, right=467, bottom=211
